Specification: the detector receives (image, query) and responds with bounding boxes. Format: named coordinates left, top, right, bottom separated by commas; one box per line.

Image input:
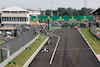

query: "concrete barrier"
left=0, top=34, right=40, bottom=67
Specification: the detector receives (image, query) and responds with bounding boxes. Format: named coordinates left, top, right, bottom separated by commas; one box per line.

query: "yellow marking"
left=48, top=16, right=50, bottom=19
left=36, top=16, right=38, bottom=19
left=60, top=16, right=62, bottom=19
left=57, top=19, right=64, bottom=21
left=81, top=16, right=88, bottom=21
left=69, top=16, right=76, bottom=21
left=84, top=16, right=86, bottom=19
left=72, top=16, right=74, bottom=19
left=69, top=19, right=76, bottom=21
left=81, top=19, right=89, bottom=21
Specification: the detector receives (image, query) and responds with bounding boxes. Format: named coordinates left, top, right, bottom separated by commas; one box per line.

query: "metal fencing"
left=0, top=26, right=36, bottom=62
left=50, top=21, right=60, bottom=27
left=90, top=24, right=100, bottom=39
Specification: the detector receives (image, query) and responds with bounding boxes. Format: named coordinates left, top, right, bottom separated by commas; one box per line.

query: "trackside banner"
left=31, top=16, right=93, bottom=21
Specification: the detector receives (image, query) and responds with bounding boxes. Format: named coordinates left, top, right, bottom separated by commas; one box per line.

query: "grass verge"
left=5, top=35, right=46, bottom=67
left=0, top=40, right=4, bottom=44
left=48, top=26, right=61, bottom=31
left=79, top=28, right=100, bottom=54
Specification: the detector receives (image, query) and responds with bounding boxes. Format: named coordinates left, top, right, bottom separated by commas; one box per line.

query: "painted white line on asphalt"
left=78, top=28, right=100, bottom=62
left=49, top=48, right=90, bottom=50
left=45, top=29, right=55, bottom=36
left=51, top=29, right=55, bottom=34
left=45, top=29, right=48, bottom=35
left=49, top=30, right=60, bottom=64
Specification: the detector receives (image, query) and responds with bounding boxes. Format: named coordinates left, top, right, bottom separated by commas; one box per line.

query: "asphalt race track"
left=29, top=28, right=100, bottom=67
left=28, top=35, right=58, bottom=67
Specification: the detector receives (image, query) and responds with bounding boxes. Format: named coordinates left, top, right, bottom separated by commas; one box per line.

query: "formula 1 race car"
left=41, top=46, right=49, bottom=52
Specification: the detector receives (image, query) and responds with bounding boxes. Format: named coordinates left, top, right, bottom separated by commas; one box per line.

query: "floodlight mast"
left=51, top=2, right=53, bottom=16
left=84, top=0, right=87, bottom=16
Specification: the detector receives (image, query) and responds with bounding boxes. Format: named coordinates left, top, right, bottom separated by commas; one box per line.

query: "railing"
left=90, top=24, right=100, bottom=39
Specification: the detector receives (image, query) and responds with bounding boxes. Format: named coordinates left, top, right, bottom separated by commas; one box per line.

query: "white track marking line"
left=49, top=29, right=60, bottom=64
left=51, top=29, right=55, bottom=34
left=49, top=48, right=90, bottom=50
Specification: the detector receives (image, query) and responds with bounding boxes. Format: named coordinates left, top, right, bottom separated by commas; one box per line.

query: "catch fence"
left=0, top=26, right=35, bottom=62
left=90, top=24, right=100, bottom=39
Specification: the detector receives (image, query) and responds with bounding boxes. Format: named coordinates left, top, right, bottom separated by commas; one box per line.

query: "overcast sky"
left=0, top=0, right=99, bottom=11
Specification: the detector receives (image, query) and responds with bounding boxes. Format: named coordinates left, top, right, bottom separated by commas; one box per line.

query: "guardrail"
left=90, top=25, right=100, bottom=40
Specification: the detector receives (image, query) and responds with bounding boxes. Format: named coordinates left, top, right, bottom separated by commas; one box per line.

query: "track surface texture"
left=29, top=28, right=100, bottom=67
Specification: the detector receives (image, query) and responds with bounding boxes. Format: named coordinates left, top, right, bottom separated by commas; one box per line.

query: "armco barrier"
left=0, top=34, right=39, bottom=67
left=90, top=24, right=100, bottom=40
left=90, top=29, right=100, bottom=40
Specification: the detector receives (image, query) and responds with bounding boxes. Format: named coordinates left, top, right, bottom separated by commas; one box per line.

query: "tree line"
left=45, top=7, right=93, bottom=16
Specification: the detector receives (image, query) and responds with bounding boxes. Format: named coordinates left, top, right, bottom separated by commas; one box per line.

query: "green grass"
left=48, top=26, right=61, bottom=31
left=0, top=40, right=4, bottom=44
left=97, top=30, right=100, bottom=32
left=5, top=35, right=46, bottom=67
left=79, top=28, right=100, bottom=54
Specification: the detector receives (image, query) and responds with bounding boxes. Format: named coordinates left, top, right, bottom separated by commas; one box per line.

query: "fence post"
left=1, top=49, right=3, bottom=62
left=48, top=19, right=49, bottom=30
left=99, top=22, right=100, bottom=36
left=7, top=44, right=10, bottom=58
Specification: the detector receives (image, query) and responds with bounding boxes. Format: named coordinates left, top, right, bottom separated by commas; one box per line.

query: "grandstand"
left=90, top=7, right=100, bottom=39
left=90, top=7, right=100, bottom=23
left=90, top=7, right=100, bottom=15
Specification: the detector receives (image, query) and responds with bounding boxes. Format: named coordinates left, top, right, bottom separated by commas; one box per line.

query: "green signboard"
left=31, top=16, right=93, bottom=21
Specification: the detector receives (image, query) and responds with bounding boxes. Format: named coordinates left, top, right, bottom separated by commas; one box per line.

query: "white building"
left=28, top=10, right=41, bottom=16
left=1, top=6, right=30, bottom=27
left=40, top=9, right=46, bottom=16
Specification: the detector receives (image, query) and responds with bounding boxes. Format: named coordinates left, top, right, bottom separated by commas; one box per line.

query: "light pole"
left=44, top=9, right=46, bottom=16
left=36, top=19, right=38, bottom=34
left=51, top=2, right=53, bottom=16
left=57, top=12, right=59, bottom=16
left=84, top=0, right=87, bottom=16
left=48, top=19, right=50, bottom=30
left=99, top=21, right=100, bottom=36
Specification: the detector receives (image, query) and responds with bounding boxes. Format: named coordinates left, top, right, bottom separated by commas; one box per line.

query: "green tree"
left=46, top=10, right=51, bottom=16
left=0, top=13, right=1, bottom=17
left=53, top=10, right=57, bottom=16
left=45, top=7, right=93, bottom=16
left=66, top=7, right=74, bottom=16
left=58, top=8, right=67, bottom=16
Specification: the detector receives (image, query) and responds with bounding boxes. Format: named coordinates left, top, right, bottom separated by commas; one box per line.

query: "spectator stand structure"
left=90, top=7, right=100, bottom=39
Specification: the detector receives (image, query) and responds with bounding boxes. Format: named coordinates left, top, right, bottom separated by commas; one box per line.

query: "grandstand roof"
left=1, top=6, right=28, bottom=11
left=90, top=7, right=100, bottom=15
